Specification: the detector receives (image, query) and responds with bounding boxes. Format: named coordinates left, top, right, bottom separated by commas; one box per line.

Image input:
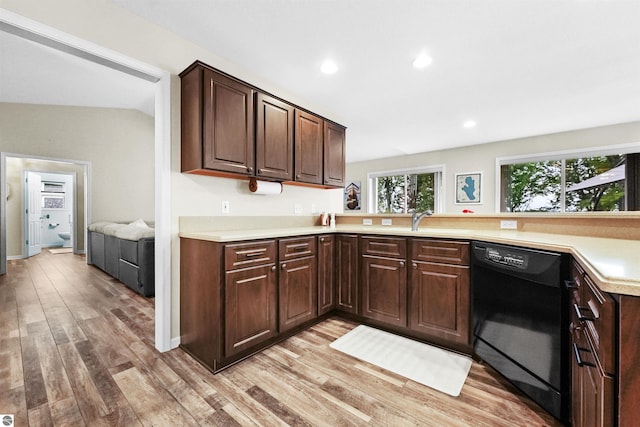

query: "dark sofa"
left=87, top=221, right=155, bottom=297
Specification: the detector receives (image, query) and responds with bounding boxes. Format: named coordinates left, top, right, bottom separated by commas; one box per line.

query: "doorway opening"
left=3, top=154, right=89, bottom=260
left=0, top=9, right=172, bottom=352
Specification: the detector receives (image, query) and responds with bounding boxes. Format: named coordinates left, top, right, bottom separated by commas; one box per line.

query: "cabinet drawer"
left=119, top=259, right=140, bottom=291
left=120, top=239, right=138, bottom=265
left=361, top=236, right=407, bottom=258
left=279, top=236, right=316, bottom=261
left=568, top=260, right=585, bottom=305
left=225, top=240, right=276, bottom=270
left=575, top=274, right=615, bottom=375
left=411, top=239, right=469, bottom=265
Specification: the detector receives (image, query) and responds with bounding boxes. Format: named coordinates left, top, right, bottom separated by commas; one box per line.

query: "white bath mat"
left=49, top=248, right=73, bottom=254
left=330, top=325, right=472, bottom=397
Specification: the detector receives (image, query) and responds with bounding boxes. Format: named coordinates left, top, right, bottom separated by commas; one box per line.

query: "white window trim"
left=367, top=164, right=445, bottom=214
left=495, top=142, right=640, bottom=212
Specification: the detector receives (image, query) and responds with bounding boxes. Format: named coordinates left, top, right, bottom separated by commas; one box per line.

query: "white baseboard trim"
left=170, top=336, right=181, bottom=349
left=7, top=255, right=23, bottom=260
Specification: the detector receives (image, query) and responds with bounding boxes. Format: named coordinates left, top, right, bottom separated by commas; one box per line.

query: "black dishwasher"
left=472, top=241, right=569, bottom=424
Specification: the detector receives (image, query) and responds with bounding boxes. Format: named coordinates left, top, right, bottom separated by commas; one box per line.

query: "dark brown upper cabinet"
left=294, top=110, right=324, bottom=185
left=181, top=63, right=255, bottom=176
left=324, top=121, right=346, bottom=187
left=256, top=93, right=294, bottom=181
left=180, top=60, right=346, bottom=188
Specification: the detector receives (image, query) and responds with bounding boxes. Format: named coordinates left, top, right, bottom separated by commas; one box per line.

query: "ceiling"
left=0, top=30, right=156, bottom=116
left=2, top=1, right=640, bottom=163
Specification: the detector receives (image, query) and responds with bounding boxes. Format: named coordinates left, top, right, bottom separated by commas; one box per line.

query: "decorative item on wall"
left=344, top=181, right=361, bottom=210
left=455, top=172, right=482, bottom=204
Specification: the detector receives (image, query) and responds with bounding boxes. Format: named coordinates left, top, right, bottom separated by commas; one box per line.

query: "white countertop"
left=179, top=225, right=640, bottom=297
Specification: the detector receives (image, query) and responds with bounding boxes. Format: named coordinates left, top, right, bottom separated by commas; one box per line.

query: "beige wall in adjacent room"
left=0, top=103, right=155, bottom=256
left=347, top=121, right=640, bottom=214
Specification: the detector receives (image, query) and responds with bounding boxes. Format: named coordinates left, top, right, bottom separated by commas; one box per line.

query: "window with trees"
left=369, top=168, right=442, bottom=213
left=500, top=151, right=634, bottom=212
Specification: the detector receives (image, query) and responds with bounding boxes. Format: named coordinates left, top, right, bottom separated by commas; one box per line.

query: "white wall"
left=347, top=121, right=640, bottom=214
left=1, top=1, right=345, bottom=340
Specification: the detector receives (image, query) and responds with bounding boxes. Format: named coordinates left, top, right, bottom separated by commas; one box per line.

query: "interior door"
left=27, top=171, right=42, bottom=257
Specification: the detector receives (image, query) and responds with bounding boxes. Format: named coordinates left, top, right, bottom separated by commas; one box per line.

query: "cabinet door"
left=294, top=110, right=323, bottom=184
left=225, top=264, right=277, bottom=357
left=256, top=93, right=294, bottom=180
left=361, top=256, right=407, bottom=327
left=409, top=261, right=470, bottom=345
left=323, top=122, right=346, bottom=187
left=279, top=257, right=317, bottom=332
left=336, top=235, right=358, bottom=313
left=203, top=68, right=255, bottom=175
left=317, top=235, right=335, bottom=315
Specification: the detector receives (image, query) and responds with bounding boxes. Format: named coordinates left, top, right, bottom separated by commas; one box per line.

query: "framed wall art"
left=344, top=181, right=361, bottom=211
left=455, top=172, right=482, bottom=204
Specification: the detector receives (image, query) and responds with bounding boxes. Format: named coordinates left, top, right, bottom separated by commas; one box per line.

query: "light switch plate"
left=363, top=218, right=373, bottom=225
left=294, top=203, right=302, bottom=214
left=221, top=200, right=230, bottom=214
left=381, top=218, right=393, bottom=226
left=500, top=220, right=518, bottom=229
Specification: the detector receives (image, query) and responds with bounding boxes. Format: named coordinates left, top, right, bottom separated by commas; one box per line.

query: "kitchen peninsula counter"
left=179, top=222, right=640, bottom=297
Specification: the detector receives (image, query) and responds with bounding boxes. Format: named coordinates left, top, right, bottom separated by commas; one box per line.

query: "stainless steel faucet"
left=411, top=210, right=433, bottom=231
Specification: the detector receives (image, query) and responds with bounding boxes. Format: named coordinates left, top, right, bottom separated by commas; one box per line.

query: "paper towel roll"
left=249, top=178, right=282, bottom=195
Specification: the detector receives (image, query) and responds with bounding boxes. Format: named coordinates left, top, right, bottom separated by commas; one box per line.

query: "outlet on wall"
left=381, top=218, right=393, bottom=226
left=294, top=203, right=302, bottom=214
left=500, top=220, right=518, bottom=230
left=221, top=200, right=230, bottom=214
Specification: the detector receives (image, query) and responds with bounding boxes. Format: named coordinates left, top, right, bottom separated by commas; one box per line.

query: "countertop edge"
left=179, top=226, right=640, bottom=297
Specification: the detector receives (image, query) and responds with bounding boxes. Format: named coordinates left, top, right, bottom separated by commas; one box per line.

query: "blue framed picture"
left=455, top=172, right=482, bottom=204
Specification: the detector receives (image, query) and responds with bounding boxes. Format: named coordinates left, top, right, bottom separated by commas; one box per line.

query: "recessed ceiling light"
left=413, top=53, right=432, bottom=69
left=321, top=59, right=338, bottom=74
left=463, top=120, right=477, bottom=128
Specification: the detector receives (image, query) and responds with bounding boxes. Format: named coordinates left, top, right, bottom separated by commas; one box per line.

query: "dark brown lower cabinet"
left=279, top=256, right=317, bottom=332
left=225, top=264, right=278, bottom=357
left=336, top=234, right=358, bottom=313
left=317, top=235, right=335, bottom=315
left=571, top=325, right=614, bottom=427
left=361, top=255, right=407, bottom=327
left=409, top=261, right=470, bottom=346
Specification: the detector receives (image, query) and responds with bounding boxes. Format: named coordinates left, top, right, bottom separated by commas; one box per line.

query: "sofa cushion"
left=114, top=220, right=155, bottom=241
left=102, top=223, right=126, bottom=236
left=88, top=221, right=116, bottom=233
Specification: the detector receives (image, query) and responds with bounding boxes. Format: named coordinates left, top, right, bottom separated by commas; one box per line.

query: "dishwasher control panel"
left=485, top=247, right=528, bottom=269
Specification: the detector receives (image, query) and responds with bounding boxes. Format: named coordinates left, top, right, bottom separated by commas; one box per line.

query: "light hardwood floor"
left=0, top=251, right=562, bottom=426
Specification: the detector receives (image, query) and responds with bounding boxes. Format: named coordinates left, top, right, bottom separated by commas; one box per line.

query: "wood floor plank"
left=234, top=355, right=364, bottom=426
left=49, top=396, right=86, bottom=427
left=21, top=337, right=48, bottom=410
left=57, top=341, right=110, bottom=423
left=111, top=366, right=198, bottom=426
left=0, top=337, right=24, bottom=390
left=27, top=402, right=53, bottom=426
left=35, top=333, right=75, bottom=405
left=0, top=386, right=28, bottom=427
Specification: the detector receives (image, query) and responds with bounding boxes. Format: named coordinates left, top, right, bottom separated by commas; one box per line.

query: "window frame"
left=495, top=142, right=640, bottom=212
left=367, top=165, right=445, bottom=214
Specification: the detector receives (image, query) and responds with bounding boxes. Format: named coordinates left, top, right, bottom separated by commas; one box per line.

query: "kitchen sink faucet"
left=411, top=210, right=433, bottom=231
